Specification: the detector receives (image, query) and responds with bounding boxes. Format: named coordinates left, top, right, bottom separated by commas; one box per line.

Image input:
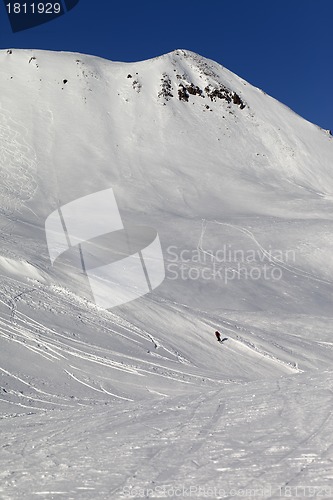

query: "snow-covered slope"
left=0, top=48, right=333, bottom=498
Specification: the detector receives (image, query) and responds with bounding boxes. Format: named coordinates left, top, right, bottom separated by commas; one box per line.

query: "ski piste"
left=0, top=48, right=332, bottom=497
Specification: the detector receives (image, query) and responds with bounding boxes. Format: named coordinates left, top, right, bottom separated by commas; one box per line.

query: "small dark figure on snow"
left=215, top=331, right=228, bottom=343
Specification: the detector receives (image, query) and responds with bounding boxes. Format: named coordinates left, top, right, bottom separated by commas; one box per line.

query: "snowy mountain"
left=0, top=48, right=333, bottom=498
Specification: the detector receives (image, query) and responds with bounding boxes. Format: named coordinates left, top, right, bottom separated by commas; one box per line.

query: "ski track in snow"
left=0, top=286, right=232, bottom=414
left=153, top=295, right=300, bottom=376
left=198, top=219, right=333, bottom=288
left=0, top=105, right=38, bottom=227
left=1, top=379, right=332, bottom=499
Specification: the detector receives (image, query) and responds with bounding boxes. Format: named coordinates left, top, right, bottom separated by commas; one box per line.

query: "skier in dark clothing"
left=215, top=331, right=228, bottom=343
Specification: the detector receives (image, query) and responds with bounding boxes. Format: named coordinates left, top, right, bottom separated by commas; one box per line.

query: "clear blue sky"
left=1, top=0, right=332, bottom=131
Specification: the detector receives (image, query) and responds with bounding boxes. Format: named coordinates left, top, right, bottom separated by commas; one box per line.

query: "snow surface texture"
left=0, top=48, right=333, bottom=498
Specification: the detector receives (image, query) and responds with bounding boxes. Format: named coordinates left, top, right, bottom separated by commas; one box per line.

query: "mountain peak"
left=129, top=48, right=246, bottom=111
